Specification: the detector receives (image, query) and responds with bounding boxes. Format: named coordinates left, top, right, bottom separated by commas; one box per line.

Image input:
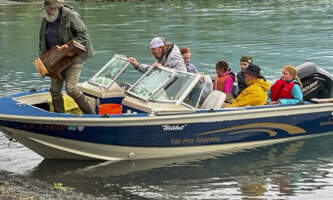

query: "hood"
left=246, top=78, right=270, bottom=91
left=227, top=71, right=236, bottom=81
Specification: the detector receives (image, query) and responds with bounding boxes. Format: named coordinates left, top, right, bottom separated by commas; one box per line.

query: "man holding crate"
left=39, top=0, right=95, bottom=114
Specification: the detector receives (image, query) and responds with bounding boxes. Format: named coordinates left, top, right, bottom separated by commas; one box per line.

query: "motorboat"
left=0, top=55, right=333, bottom=160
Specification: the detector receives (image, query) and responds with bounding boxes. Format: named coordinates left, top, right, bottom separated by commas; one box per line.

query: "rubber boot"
left=52, top=96, right=65, bottom=113
left=74, top=94, right=96, bottom=114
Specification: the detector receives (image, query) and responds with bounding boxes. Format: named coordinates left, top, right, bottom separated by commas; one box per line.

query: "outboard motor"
left=296, top=62, right=333, bottom=101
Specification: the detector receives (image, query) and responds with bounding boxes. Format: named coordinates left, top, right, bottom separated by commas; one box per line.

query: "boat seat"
left=201, top=90, right=226, bottom=109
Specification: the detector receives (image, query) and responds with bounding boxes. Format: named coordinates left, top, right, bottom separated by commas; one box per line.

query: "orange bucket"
left=98, top=104, right=122, bottom=115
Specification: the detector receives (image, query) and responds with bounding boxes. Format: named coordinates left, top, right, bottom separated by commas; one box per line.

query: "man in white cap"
left=128, top=37, right=186, bottom=73
left=39, top=0, right=95, bottom=114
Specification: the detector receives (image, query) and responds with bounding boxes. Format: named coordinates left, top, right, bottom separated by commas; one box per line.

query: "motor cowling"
left=296, top=62, right=333, bottom=101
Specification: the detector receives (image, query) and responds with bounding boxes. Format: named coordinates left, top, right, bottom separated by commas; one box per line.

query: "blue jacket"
left=267, top=80, right=303, bottom=104
left=186, top=63, right=198, bottom=73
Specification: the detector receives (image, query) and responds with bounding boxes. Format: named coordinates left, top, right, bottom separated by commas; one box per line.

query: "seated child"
left=237, top=55, right=253, bottom=96
left=267, top=65, right=303, bottom=105
left=213, top=60, right=235, bottom=103
left=213, top=60, right=235, bottom=93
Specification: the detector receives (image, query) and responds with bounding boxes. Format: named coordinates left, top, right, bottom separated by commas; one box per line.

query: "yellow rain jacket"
left=226, top=79, right=270, bottom=107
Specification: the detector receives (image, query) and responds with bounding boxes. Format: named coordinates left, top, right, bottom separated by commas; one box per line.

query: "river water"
left=1, top=0, right=333, bottom=199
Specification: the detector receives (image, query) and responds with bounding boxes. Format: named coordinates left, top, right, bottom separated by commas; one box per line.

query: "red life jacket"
left=271, top=79, right=295, bottom=101
left=213, top=73, right=233, bottom=92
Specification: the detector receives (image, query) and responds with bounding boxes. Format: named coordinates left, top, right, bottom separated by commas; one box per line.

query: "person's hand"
left=58, top=44, right=68, bottom=51
left=152, top=62, right=160, bottom=68
left=128, top=57, right=139, bottom=68
left=265, top=100, right=280, bottom=105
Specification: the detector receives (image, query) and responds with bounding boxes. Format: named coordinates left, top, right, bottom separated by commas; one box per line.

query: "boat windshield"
left=128, top=67, right=198, bottom=103
left=89, top=55, right=130, bottom=89
left=183, top=75, right=213, bottom=108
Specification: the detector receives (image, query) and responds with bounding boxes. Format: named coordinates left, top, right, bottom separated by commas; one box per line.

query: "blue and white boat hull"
left=1, top=92, right=333, bottom=160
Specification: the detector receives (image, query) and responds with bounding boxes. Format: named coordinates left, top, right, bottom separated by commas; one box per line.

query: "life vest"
left=271, top=79, right=296, bottom=101
left=214, top=73, right=233, bottom=92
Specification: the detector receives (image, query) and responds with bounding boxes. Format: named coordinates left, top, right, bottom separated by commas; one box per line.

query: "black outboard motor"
left=296, top=62, right=333, bottom=101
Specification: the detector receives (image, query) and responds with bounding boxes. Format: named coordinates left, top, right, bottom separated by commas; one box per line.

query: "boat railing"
left=151, top=107, right=247, bottom=116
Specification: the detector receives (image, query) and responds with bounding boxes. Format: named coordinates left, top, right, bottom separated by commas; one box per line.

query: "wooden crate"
left=33, top=40, right=86, bottom=79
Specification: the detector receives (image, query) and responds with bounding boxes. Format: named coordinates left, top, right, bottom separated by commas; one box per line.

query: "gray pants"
left=49, top=63, right=96, bottom=114
left=50, top=63, right=83, bottom=100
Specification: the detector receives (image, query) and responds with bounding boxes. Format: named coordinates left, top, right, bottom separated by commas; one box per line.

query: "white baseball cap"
left=150, top=37, right=165, bottom=48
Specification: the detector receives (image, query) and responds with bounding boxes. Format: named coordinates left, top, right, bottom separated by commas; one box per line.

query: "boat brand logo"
left=302, top=80, right=319, bottom=95
left=162, top=124, right=187, bottom=131
left=320, top=117, right=333, bottom=126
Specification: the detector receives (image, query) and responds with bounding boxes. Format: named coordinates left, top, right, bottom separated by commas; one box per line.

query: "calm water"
left=1, top=0, right=333, bottom=199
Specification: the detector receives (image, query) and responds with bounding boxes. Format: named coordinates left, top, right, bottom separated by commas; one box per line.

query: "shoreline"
left=0, top=170, right=107, bottom=200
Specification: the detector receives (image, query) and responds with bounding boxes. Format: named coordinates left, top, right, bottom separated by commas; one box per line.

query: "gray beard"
left=45, top=9, right=59, bottom=22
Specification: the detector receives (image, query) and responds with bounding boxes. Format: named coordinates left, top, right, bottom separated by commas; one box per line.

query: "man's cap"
left=240, top=55, right=253, bottom=63
left=244, top=63, right=261, bottom=77
left=43, top=0, right=64, bottom=9
left=150, top=37, right=165, bottom=48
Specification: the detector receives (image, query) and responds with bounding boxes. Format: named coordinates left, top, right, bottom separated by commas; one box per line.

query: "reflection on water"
left=0, top=70, right=49, bottom=96
left=1, top=0, right=333, bottom=199
left=28, top=134, right=333, bottom=199
left=0, top=134, right=41, bottom=174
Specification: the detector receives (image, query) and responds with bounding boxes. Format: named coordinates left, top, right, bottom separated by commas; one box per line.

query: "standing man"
left=128, top=37, right=187, bottom=73
left=237, top=55, right=253, bottom=96
left=39, top=0, right=95, bottom=114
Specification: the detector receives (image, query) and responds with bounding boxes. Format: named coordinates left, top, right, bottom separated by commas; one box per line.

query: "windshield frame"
left=88, top=55, right=130, bottom=89
left=127, top=66, right=201, bottom=104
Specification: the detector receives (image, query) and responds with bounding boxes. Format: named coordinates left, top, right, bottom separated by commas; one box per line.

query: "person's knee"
left=66, top=86, right=80, bottom=98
